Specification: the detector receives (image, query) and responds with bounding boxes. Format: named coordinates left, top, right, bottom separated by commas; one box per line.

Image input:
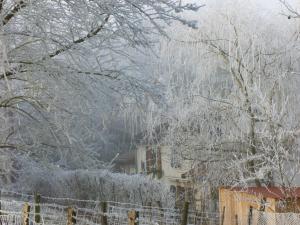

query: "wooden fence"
left=0, top=190, right=219, bottom=225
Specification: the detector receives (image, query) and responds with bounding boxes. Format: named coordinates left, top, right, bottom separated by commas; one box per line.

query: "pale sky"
left=181, top=0, right=299, bottom=24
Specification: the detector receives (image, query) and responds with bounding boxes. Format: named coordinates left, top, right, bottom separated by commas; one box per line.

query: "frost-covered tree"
left=145, top=0, right=300, bottom=190
left=280, top=0, right=300, bottom=19
left=0, top=0, right=202, bottom=173
left=5, top=156, right=175, bottom=207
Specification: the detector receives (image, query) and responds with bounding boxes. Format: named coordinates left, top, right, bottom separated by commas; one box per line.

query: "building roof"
left=227, top=187, right=300, bottom=200
left=114, top=151, right=135, bottom=165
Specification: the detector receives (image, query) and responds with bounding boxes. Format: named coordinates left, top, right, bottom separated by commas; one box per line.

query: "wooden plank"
left=34, top=193, right=41, bottom=223
left=128, top=210, right=139, bottom=225
left=181, top=202, right=189, bottom=225
left=22, top=203, right=30, bottom=225
left=67, top=207, right=76, bottom=225
left=101, top=202, right=108, bottom=225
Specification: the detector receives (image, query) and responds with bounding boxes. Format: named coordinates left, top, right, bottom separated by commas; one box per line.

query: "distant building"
left=219, top=186, right=300, bottom=225
left=113, top=151, right=136, bottom=174
left=136, top=145, right=203, bottom=210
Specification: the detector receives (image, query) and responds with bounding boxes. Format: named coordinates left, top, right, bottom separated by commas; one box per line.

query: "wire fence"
left=252, top=210, right=300, bottom=225
left=0, top=190, right=220, bottom=225
left=220, top=208, right=300, bottom=225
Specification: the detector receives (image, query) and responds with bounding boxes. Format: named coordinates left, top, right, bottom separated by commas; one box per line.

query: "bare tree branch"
left=42, top=15, right=110, bottom=60
left=0, top=16, right=110, bottom=80
left=0, top=0, right=3, bottom=13
left=2, top=1, right=27, bottom=26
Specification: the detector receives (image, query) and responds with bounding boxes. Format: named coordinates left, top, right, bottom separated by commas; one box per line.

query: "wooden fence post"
left=67, top=207, right=76, bottom=225
left=220, top=206, right=225, bottom=225
left=128, top=210, right=139, bottom=225
left=34, top=193, right=41, bottom=223
left=193, top=211, right=198, bottom=225
left=157, top=201, right=165, bottom=225
left=136, top=211, right=139, bottom=225
left=147, top=202, right=152, bottom=222
left=101, top=202, right=108, bottom=225
left=181, top=202, right=189, bottom=225
left=22, top=203, right=30, bottom=225
left=0, top=190, right=2, bottom=216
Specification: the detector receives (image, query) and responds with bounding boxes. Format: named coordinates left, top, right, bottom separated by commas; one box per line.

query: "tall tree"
left=145, top=0, right=300, bottom=189
left=0, top=0, right=201, bottom=170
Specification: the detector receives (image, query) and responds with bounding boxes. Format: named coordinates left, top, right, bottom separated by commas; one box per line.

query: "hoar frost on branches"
left=9, top=166, right=175, bottom=208
left=0, top=0, right=202, bottom=175
left=145, top=0, right=300, bottom=189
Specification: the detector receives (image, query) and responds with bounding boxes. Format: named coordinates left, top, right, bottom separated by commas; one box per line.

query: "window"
left=171, top=147, right=181, bottom=168
left=146, top=146, right=154, bottom=174
left=176, top=186, right=186, bottom=201
left=141, top=161, right=146, bottom=173
left=170, top=185, right=176, bottom=193
left=145, top=146, right=162, bottom=176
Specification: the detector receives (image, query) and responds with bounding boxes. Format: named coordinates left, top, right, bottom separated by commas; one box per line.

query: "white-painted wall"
left=135, top=145, right=203, bottom=210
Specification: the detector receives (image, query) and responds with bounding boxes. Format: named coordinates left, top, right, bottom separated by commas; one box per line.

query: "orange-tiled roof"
left=228, top=187, right=300, bottom=200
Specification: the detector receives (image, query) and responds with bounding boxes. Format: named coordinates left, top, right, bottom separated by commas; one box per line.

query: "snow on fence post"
left=128, top=210, right=139, bottom=225
left=67, top=207, right=76, bottom=225
left=34, top=193, right=41, bottom=223
left=22, top=203, right=30, bottom=225
left=101, top=202, right=108, bottom=225
left=181, top=202, right=189, bottom=225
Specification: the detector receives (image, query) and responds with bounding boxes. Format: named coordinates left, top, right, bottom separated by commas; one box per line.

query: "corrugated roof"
left=228, top=187, right=300, bottom=200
